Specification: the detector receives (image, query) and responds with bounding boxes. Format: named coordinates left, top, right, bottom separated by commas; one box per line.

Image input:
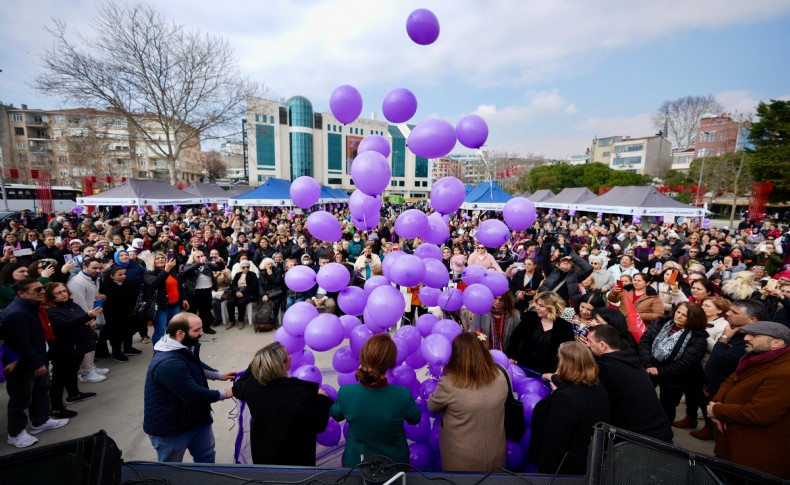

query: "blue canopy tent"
left=319, top=186, right=350, bottom=204
left=465, top=184, right=476, bottom=195
left=460, top=181, right=513, bottom=210
left=329, top=187, right=349, bottom=201
left=229, top=178, right=294, bottom=207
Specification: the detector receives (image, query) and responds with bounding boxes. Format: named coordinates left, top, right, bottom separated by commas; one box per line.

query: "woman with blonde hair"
left=529, top=341, right=610, bottom=474
left=721, top=271, right=759, bottom=300
left=507, top=291, right=574, bottom=373
left=232, top=342, right=333, bottom=465
left=428, top=333, right=508, bottom=472
left=330, top=334, right=421, bottom=467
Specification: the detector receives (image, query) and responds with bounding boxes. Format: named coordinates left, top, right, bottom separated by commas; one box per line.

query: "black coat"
left=509, top=269, right=543, bottom=312
left=638, top=318, right=707, bottom=388
left=143, top=268, right=186, bottom=310
left=596, top=349, right=673, bottom=442
left=232, top=369, right=333, bottom=466
left=46, top=300, right=95, bottom=358
left=704, top=333, right=746, bottom=396
left=507, top=313, right=574, bottom=374
left=181, top=261, right=225, bottom=295
left=529, top=381, right=611, bottom=475
left=538, top=244, right=593, bottom=307
left=231, top=271, right=259, bottom=299
left=258, top=266, right=285, bottom=303
left=0, top=297, right=49, bottom=371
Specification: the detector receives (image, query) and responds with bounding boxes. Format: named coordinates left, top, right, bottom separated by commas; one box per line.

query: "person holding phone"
left=143, top=252, right=189, bottom=345
left=353, top=243, right=381, bottom=280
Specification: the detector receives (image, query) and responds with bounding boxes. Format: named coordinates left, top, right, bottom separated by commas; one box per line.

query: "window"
left=255, top=114, right=259, bottom=122
left=58, top=156, right=67, bottom=164
left=138, top=160, right=146, bottom=166
left=33, top=115, right=43, bottom=123
left=612, top=156, right=642, bottom=166
left=256, top=125, right=276, bottom=167
left=700, top=131, right=716, bottom=143
left=614, top=144, right=644, bottom=153
left=14, top=127, right=24, bottom=136
left=391, top=180, right=397, bottom=187
left=328, top=177, right=342, bottom=185
left=398, top=180, right=405, bottom=187
left=597, top=137, right=612, bottom=148
left=327, top=133, right=342, bottom=171
left=698, top=148, right=713, bottom=157
left=11, top=113, right=23, bottom=122
left=415, top=156, right=428, bottom=178
left=602, top=151, right=610, bottom=158
left=16, top=142, right=25, bottom=149
left=54, top=116, right=64, bottom=124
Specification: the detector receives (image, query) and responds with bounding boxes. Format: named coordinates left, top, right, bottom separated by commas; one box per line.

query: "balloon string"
left=478, top=149, right=494, bottom=204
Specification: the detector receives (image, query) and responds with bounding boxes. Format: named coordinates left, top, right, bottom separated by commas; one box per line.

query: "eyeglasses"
left=31, top=287, right=45, bottom=293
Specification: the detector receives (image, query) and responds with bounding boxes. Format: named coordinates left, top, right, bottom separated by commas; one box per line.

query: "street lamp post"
left=696, top=131, right=714, bottom=206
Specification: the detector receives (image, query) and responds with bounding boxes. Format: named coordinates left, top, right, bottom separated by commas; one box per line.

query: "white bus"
left=0, top=184, right=83, bottom=212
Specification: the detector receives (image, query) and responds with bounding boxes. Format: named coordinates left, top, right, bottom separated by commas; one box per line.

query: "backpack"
left=254, top=300, right=275, bottom=332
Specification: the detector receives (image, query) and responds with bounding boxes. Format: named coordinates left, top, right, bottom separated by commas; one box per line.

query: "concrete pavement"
left=0, top=322, right=714, bottom=463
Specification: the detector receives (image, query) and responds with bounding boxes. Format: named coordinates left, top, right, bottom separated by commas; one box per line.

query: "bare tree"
left=35, top=2, right=264, bottom=185
left=652, top=95, right=724, bottom=149
left=203, top=150, right=227, bottom=181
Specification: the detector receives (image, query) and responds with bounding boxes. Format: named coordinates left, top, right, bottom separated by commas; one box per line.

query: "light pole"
left=696, top=131, right=713, bottom=206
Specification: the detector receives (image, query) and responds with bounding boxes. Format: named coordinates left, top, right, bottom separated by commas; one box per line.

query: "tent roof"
left=76, top=179, right=199, bottom=206
left=574, top=186, right=707, bottom=217
left=226, top=185, right=252, bottom=197
left=230, top=178, right=294, bottom=207
left=528, top=189, right=556, bottom=203
left=183, top=183, right=233, bottom=203
left=537, top=187, right=598, bottom=209
left=461, top=181, right=513, bottom=210
left=465, top=184, right=476, bottom=195
left=319, top=185, right=346, bottom=203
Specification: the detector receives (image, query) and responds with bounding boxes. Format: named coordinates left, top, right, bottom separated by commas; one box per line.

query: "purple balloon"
left=491, top=350, right=510, bottom=369
left=136, top=207, right=145, bottom=216
left=302, top=349, right=316, bottom=366
left=389, top=365, right=418, bottom=390
left=282, top=301, right=320, bottom=338
left=430, top=177, right=466, bottom=215
left=366, top=284, right=406, bottom=329
left=406, top=8, right=440, bottom=46
left=427, top=364, right=444, bottom=379
left=351, top=151, right=391, bottom=196
left=431, top=319, right=462, bottom=341
left=406, top=347, right=428, bottom=369
left=418, top=287, right=442, bottom=307
left=339, top=314, right=362, bottom=339
left=284, top=265, right=316, bottom=292
left=305, top=313, right=344, bottom=352
left=382, top=88, right=418, bottom=123
left=381, top=251, right=406, bottom=280
left=358, top=135, right=391, bottom=158
left=414, top=243, right=442, bottom=261
left=337, top=371, right=358, bottom=387
left=363, top=275, right=391, bottom=299
left=518, top=428, right=531, bottom=456
left=330, top=84, right=363, bottom=125
left=290, top=349, right=305, bottom=369
left=292, top=365, right=322, bottom=385
left=393, top=337, right=410, bottom=366
left=422, top=213, right=450, bottom=246
left=421, top=334, right=452, bottom=366
left=456, top=114, right=489, bottom=149
left=316, top=262, right=350, bottom=292
left=404, top=410, right=430, bottom=442
left=319, top=384, right=338, bottom=401
left=407, top=119, right=456, bottom=159
left=395, top=209, right=429, bottom=239
left=290, top=176, right=321, bottom=209
left=274, top=327, right=305, bottom=354
left=463, top=283, right=494, bottom=314
left=475, top=219, right=511, bottom=248
left=332, top=346, right=359, bottom=374
left=510, top=364, right=527, bottom=382
left=419, top=379, right=438, bottom=401
left=317, top=418, right=341, bottom=446
left=395, top=325, right=422, bottom=354
left=428, top=418, right=441, bottom=451
left=349, top=324, right=374, bottom=356
left=338, top=286, right=367, bottom=316
left=416, top=313, right=439, bottom=337
left=306, top=211, right=342, bottom=242
left=437, top=288, right=463, bottom=312
left=389, top=254, right=426, bottom=288
left=422, top=258, right=450, bottom=289
left=351, top=216, right=378, bottom=232
left=349, top=190, right=382, bottom=224
left=503, top=197, right=537, bottom=232
left=409, top=442, right=434, bottom=470
left=520, top=391, right=543, bottom=423
left=481, top=270, right=509, bottom=297
left=461, top=264, right=486, bottom=284
left=506, top=440, right=525, bottom=471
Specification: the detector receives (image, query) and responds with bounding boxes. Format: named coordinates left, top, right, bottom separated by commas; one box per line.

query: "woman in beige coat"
left=427, top=333, right=508, bottom=472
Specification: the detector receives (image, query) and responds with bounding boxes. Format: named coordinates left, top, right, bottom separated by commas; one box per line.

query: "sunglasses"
left=31, top=287, right=45, bottom=293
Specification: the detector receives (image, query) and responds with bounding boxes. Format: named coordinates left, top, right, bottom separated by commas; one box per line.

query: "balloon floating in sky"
left=503, top=197, right=537, bottom=232
left=351, top=151, right=391, bottom=196
left=358, top=135, right=391, bottom=158
left=407, top=119, right=456, bottom=159
left=382, top=88, right=418, bottom=123
left=430, top=177, right=466, bottom=215
left=290, top=176, right=321, bottom=209
left=456, top=114, right=489, bottom=149
left=330, top=84, right=363, bottom=124
left=406, top=8, right=440, bottom=45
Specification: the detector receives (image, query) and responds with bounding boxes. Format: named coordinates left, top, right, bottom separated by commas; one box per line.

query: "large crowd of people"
left=1, top=203, right=789, bottom=478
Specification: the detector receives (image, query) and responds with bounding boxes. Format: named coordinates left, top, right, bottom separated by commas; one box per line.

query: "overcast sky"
left=1, top=0, right=789, bottom=159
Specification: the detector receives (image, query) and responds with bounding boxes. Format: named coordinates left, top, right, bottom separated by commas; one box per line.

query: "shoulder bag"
left=498, top=364, right=526, bottom=441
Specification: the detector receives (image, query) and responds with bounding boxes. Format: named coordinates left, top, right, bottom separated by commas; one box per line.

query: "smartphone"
left=616, top=280, right=624, bottom=290
left=764, top=279, right=778, bottom=292
left=97, top=244, right=105, bottom=252
left=63, top=254, right=74, bottom=264
left=178, top=245, right=185, bottom=253
left=655, top=262, right=663, bottom=273
left=668, top=270, right=679, bottom=285
left=167, top=250, right=175, bottom=259
left=92, top=299, right=104, bottom=309
left=12, top=248, right=33, bottom=257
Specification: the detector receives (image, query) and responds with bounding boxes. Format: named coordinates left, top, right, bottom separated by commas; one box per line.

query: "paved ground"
left=0, top=322, right=714, bottom=463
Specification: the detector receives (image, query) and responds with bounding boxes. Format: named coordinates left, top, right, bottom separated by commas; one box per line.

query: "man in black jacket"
left=2, top=279, right=69, bottom=448
left=538, top=237, right=593, bottom=308
left=587, top=325, right=673, bottom=442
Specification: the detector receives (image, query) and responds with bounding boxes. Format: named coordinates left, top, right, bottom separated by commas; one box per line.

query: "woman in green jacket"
left=330, top=334, right=422, bottom=467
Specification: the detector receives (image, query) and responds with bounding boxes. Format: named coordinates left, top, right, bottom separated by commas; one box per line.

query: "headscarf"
left=113, top=249, right=130, bottom=268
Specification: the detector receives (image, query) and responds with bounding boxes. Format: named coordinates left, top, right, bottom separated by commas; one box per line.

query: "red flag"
left=621, top=291, right=646, bottom=342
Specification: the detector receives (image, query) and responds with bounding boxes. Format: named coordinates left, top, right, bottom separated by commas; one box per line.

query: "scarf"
left=734, top=345, right=790, bottom=376
left=651, top=322, right=690, bottom=362
left=113, top=250, right=130, bottom=268
left=489, top=312, right=506, bottom=351
left=38, top=306, right=55, bottom=342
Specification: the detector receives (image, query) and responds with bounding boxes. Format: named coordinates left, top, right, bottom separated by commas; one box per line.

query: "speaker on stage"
left=0, top=429, right=122, bottom=485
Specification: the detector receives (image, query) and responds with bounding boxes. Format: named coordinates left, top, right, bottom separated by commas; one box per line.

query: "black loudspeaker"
left=0, top=429, right=122, bottom=485
left=586, top=423, right=783, bottom=485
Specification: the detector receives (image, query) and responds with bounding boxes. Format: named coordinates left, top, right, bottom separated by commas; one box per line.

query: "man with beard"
left=143, top=313, right=235, bottom=463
